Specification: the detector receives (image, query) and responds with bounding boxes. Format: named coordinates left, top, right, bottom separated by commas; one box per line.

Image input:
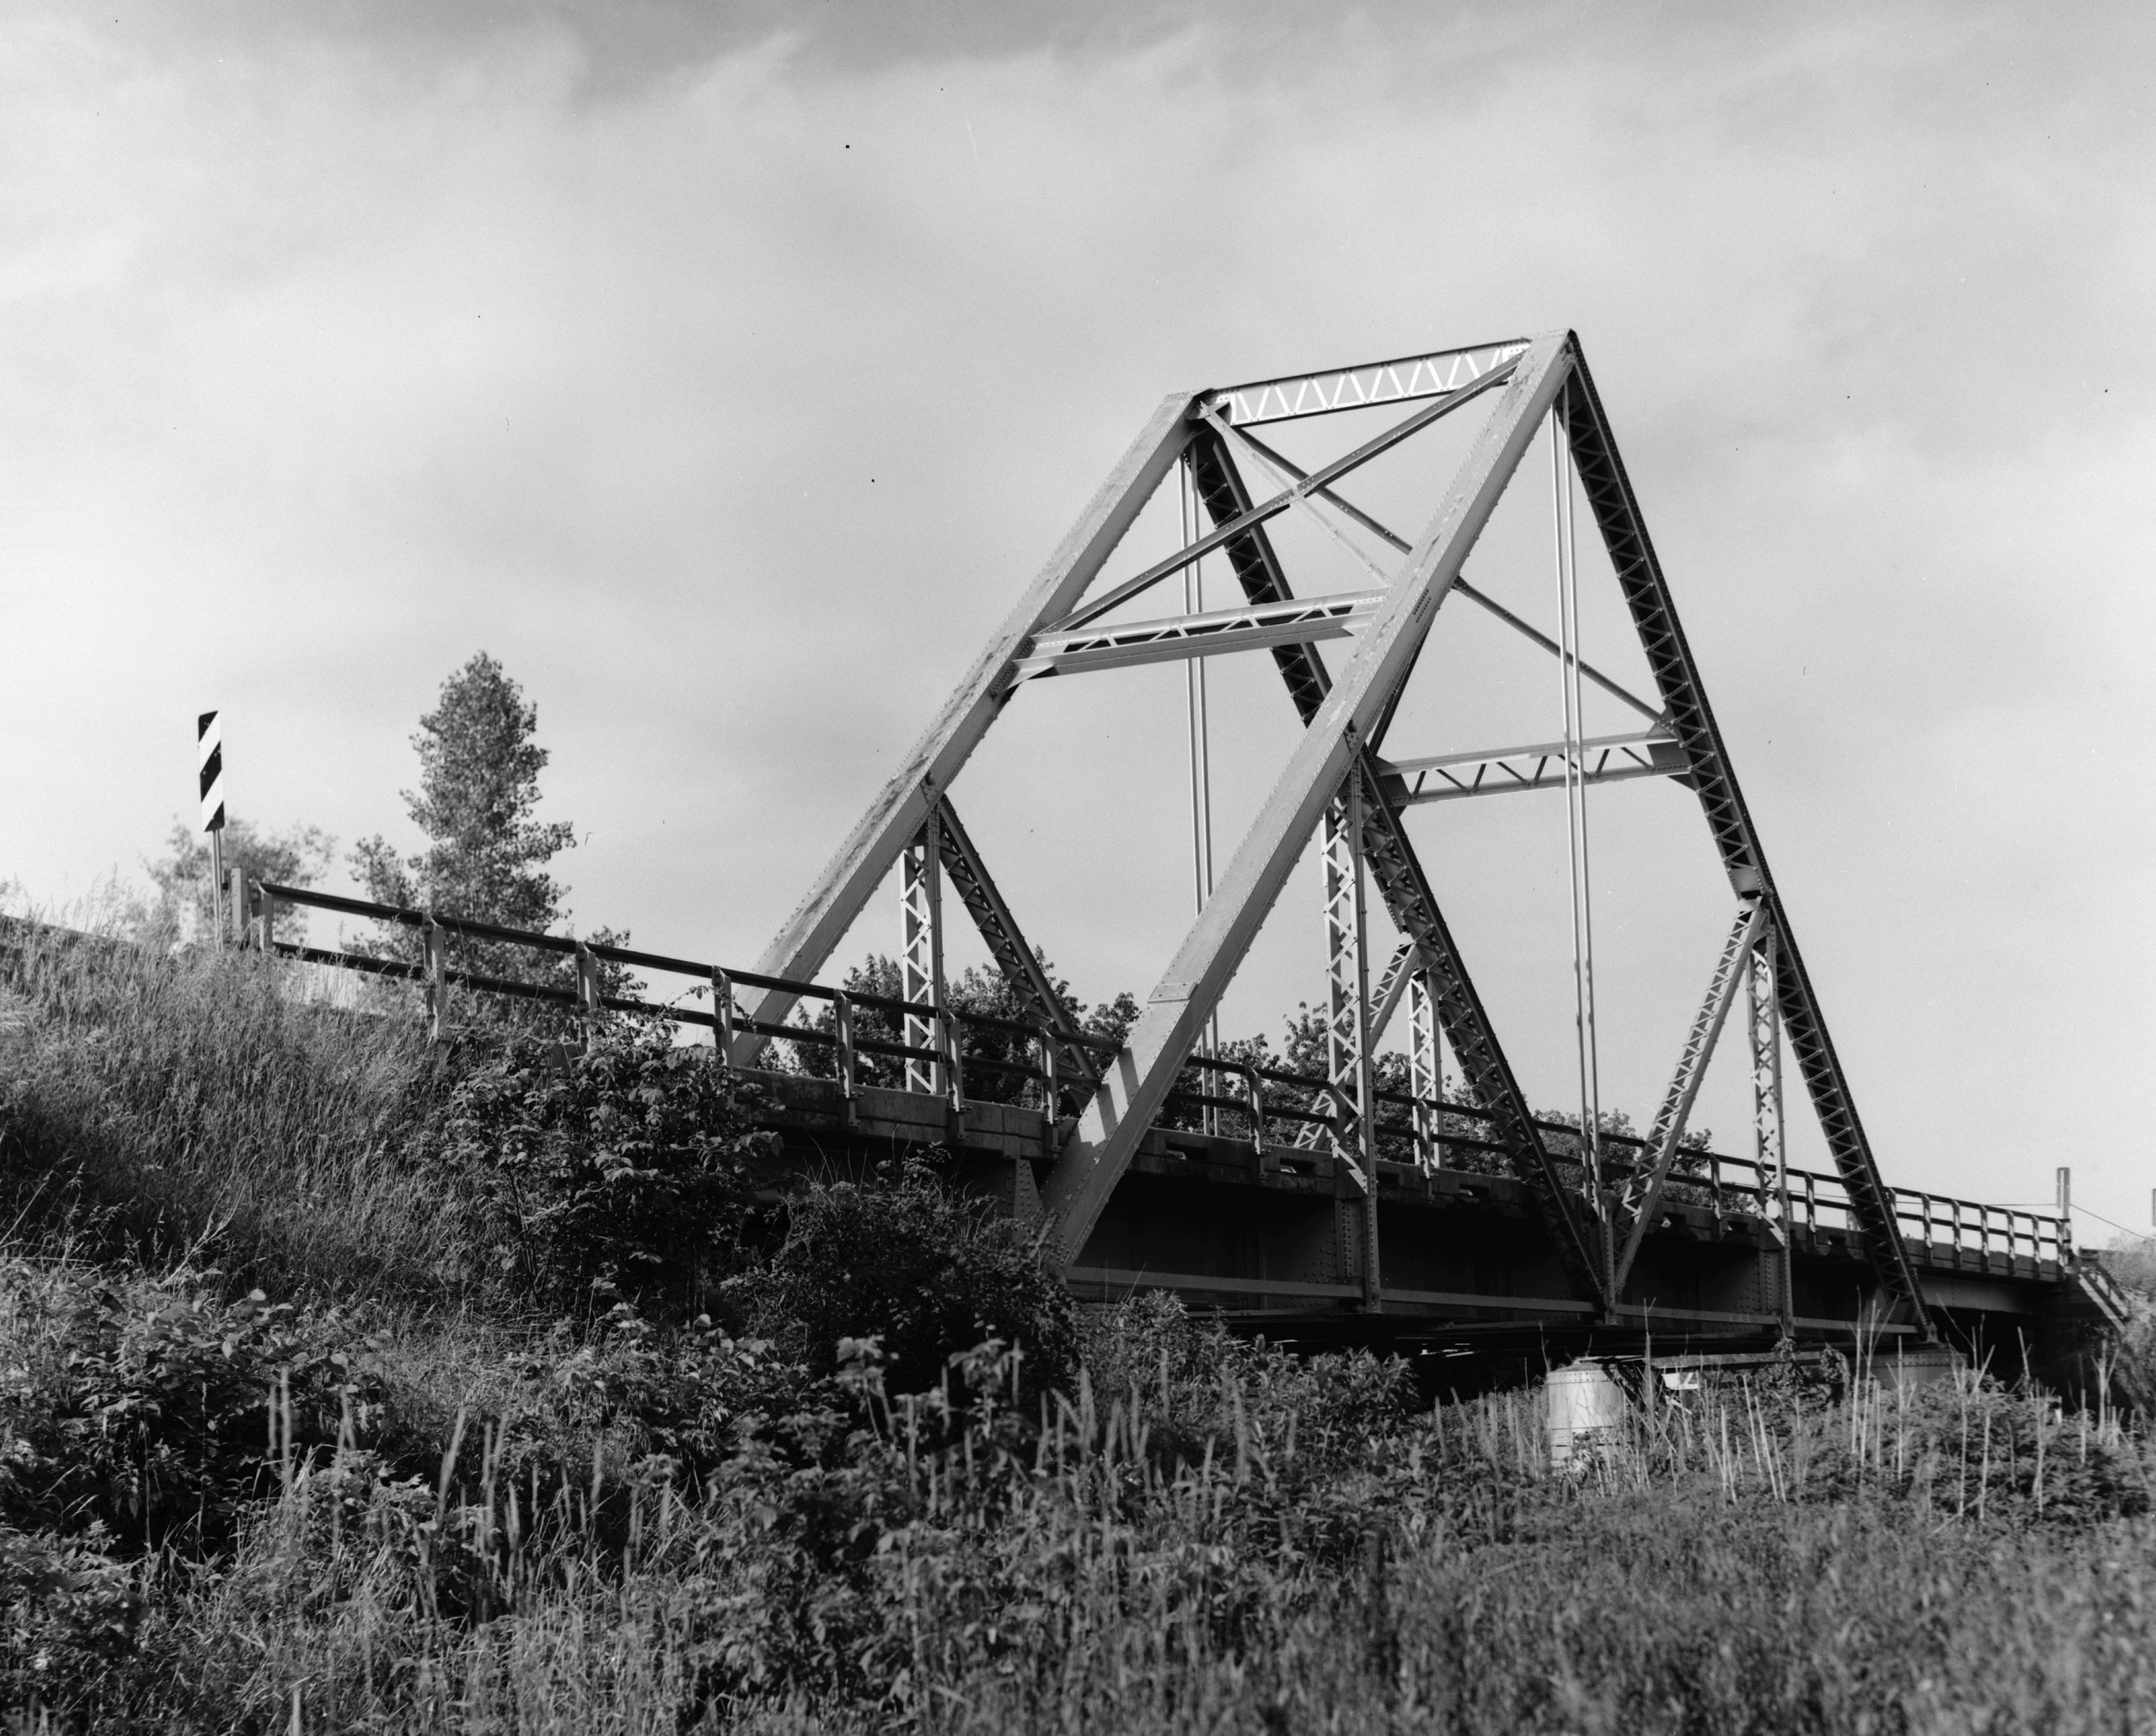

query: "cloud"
left=2, top=1, right=2150, bottom=1223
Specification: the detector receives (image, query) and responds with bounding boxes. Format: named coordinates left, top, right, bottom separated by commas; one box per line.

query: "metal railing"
left=237, top=879, right=2069, bottom=1270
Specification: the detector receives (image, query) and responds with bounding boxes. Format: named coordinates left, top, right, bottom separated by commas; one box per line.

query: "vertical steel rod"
left=1553, top=399, right=1608, bottom=1294
left=1348, top=769, right=1382, bottom=1310
left=1182, top=457, right=1220, bottom=1132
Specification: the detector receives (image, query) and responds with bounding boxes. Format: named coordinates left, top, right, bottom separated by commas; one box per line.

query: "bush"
left=0, top=1256, right=383, bottom=1556
left=756, top=1157, right=1078, bottom=1398
left=428, top=1025, right=776, bottom=1319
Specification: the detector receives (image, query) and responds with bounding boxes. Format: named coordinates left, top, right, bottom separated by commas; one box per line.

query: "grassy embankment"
left=0, top=928, right=2153, bottom=1734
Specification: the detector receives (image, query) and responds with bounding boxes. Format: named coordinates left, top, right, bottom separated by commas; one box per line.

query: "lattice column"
left=1748, top=921, right=1792, bottom=1331
left=1320, top=770, right=1381, bottom=1306
left=1409, top=968, right=1443, bottom=1172
left=900, top=802, right=946, bottom=1096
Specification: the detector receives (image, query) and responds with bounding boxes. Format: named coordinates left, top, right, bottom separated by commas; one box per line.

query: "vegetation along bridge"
left=246, top=332, right=2131, bottom=1396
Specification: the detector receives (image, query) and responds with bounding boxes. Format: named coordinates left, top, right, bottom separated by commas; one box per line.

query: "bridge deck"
left=746, top=1068, right=2076, bottom=1371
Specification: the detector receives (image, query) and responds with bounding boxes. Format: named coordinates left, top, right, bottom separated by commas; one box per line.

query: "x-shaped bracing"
left=735, top=329, right=1930, bottom=1333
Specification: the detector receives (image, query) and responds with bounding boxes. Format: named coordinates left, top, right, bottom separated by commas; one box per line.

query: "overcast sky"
left=5, top=2, right=2151, bottom=1237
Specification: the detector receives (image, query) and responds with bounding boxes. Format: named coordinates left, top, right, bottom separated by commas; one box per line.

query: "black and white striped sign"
left=197, top=711, right=225, bottom=833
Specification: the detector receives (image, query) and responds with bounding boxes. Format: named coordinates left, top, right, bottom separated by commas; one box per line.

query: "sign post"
left=198, top=711, right=226, bottom=945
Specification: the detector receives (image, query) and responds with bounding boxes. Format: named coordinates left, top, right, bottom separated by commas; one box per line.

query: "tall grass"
left=0, top=925, right=469, bottom=1301
left=16, top=1319, right=2144, bottom=1733
left=5, top=926, right=2154, bottom=1732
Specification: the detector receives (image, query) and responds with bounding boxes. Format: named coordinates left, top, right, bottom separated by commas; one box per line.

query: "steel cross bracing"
left=1610, top=901, right=1765, bottom=1291
left=741, top=327, right=1926, bottom=1334
left=934, top=797, right=1102, bottom=1106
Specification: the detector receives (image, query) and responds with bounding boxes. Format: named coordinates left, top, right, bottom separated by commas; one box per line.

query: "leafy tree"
left=141, top=818, right=333, bottom=947
left=352, top=653, right=574, bottom=934
left=350, top=653, right=635, bottom=1016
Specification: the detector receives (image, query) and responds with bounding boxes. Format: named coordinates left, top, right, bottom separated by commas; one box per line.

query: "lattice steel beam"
left=1381, top=729, right=1689, bottom=805
left=1321, top=772, right=1382, bottom=1306
left=936, top=797, right=1100, bottom=1102
left=1206, top=338, right=1531, bottom=427
left=1408, top=967, right=1443, bottom=1172
left=1750, top=925, right=1793, bottom=1332
left=899, top=809, right=945, bottom=1096
left=1009, top=593, right=1377, bottom=683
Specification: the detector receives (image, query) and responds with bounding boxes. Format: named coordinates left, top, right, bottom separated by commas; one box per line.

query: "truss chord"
left=1558, top=347, right=1931, bottom=1334
left=1207, top=338, right=1530, bottom=426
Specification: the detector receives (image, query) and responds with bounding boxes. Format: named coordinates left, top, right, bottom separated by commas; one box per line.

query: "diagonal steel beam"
left=1040, top=332, right=1580, bottom=1275
left=934, top=797, right=1100, bottom=1099
left=1611, top=901, right=1766, bottom=1292
left=734, top=391, right=1196, bottom=1061
left=1557, top=353, right=1932, bottom=1334
left=1184, top=425, right=1332, bottom=722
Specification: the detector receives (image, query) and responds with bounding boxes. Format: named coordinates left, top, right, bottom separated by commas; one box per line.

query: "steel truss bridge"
left=249, top=331, right=2130, bottom=1393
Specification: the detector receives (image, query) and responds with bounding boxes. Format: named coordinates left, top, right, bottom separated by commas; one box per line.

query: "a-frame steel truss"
left=740, top=331, right=1932, bottom=1333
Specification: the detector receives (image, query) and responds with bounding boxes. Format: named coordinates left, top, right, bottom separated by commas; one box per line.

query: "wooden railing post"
left=423, top=915, right=447, bottom=1042
left=1035, top=1022, right=1060, bottom=1120
left=710, top=968, right=734, bottom=1063
left=833, top=990, right=857, bottom=1121
left=575, top=943, right=601, bottom=1052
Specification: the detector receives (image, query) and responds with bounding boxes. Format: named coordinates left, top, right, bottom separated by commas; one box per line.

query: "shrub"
left=0, top=1257, right=383, bottom=1556
left=755, top=1157, right=1078, bottom=1398
left=430, top=1024, right=774, bottom=1319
